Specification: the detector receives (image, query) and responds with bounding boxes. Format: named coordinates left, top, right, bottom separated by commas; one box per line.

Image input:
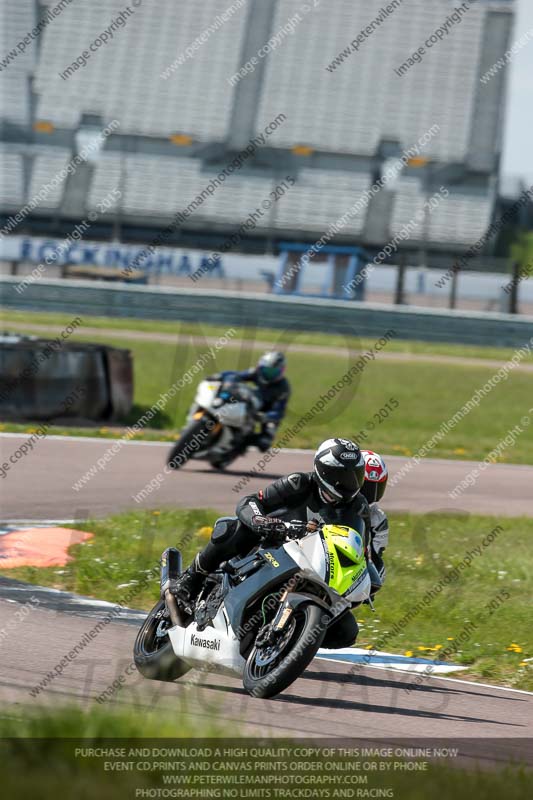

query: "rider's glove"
left=251, top=516, right=308, bottom=546
left=251, top=515, right=287, bottom=534
left=252, top=516, right=288, bottom=547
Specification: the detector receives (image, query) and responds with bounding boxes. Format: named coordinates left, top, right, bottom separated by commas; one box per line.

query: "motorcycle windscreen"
left=297, top=531, right=328, bottom=581
left=195, top=380, right=220, bottom=408
left=215, top=401, right=249, bottom=426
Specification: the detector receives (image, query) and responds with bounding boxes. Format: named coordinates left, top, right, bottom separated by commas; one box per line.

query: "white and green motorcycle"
left=134, top=520, right=371, bottom=699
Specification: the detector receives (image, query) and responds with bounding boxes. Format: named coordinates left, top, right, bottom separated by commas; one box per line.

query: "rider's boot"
left=173, top=554, right=209, bottom=604
left=173, top=518, right=248, bottom=605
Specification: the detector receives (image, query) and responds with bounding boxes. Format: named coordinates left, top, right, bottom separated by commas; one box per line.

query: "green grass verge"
left=2, top=508, right=531, bottom=691
left=2, top=313, right=533, bottom=463
left=0, top=706, right=230, bottom=798
left=3, top=307, right=533, bottom=362
left=0, top=703, right=226, bottom=738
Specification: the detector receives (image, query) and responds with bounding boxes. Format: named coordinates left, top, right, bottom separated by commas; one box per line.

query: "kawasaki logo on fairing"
left=190, top=633, right=221, bottom=651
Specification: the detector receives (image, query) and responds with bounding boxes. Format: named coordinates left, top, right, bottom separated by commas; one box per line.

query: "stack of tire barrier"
left=0, top=335, right=133, bottom=421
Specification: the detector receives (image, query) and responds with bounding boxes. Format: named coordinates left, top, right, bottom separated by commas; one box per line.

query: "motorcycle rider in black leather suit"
left=175, top=438, right=371, bottom=648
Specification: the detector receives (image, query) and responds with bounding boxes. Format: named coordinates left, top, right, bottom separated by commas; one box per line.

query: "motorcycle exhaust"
left=160, top=547, right=182, bottom=597
left=160, top=547, right=182, bottom=596
left=160, top=547, right=183, bottom=626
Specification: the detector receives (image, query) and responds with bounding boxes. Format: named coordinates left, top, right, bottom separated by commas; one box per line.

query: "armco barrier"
left=1, top=277, right=533, bottom=347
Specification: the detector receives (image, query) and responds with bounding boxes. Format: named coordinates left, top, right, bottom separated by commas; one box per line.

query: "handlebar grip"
left=252, top=515, right=287, bottom=534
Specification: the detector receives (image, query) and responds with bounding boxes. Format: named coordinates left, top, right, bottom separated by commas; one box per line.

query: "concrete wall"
left=1, top=276, right=533, bottom=347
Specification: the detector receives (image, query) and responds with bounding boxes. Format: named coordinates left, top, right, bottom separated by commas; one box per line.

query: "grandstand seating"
left=0, top=73, right=32, bottom=128
left=28, top=146, right=71, bottom=208
left=88, top=154, right=372, bottom=234
left=389, top=178, right=426, bottom=240
left=274, top=169, right=371, bottom=234
left=0, top=0, right=35, bottom=128
left=34, top=0, right=248, bottom=141
left=256, top=0, right=485, bottom=162
left=390, top=177, right=494, bottom=245
left=0, top=0, right=511, bottom=253
left=26, top=0, right=488, bottom=163
left=88, top=153, right=272, bottom=224
left=0, top=145, right=24, bottom=209
left=426, top=188, right=494, bottom=245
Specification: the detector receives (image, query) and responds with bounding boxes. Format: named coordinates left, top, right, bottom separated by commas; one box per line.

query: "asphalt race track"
left=0, top=587, right=531, bottom=765
left=1, top=432, right=532, bottom=763
left=1, top=433, right=531, bottom=522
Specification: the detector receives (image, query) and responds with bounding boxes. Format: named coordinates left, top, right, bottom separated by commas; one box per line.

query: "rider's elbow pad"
left=370, top=506, right=389, bottom=554
left=236, top=496, right=264, bottom=528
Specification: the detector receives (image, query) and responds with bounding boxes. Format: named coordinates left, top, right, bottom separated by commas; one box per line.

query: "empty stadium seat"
left=0, top=145, right=24, bottom=209
left=87, top=154, right=373, bottom=234
left=34, top=0, right=248, bottom=141
left=274, top=169, right=371, bottom=234
left=27, top=146, right=72, bottom=209
left=390, top=177, right=493, bottom=245
left=0, top=0, right=35, bottom=127
left=0, top=0, right=505, bottom=250
left=255, top=0, right=485, bottom=162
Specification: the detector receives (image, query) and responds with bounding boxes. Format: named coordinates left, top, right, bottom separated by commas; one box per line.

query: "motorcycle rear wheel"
left=243, top=603, right=326, bottom=699
left=133, top=599, right=191, bottom=681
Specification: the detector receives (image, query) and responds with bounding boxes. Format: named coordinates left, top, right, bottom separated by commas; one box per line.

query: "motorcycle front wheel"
left=133, top=599, right=191, bottom=681
left=242, top=603, right=326, bottom=699
left=167, top=416, right=215, bottom=470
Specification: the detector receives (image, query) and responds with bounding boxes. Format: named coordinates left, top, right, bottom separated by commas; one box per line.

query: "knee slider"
left=211, top=517, right=238, bottom=544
